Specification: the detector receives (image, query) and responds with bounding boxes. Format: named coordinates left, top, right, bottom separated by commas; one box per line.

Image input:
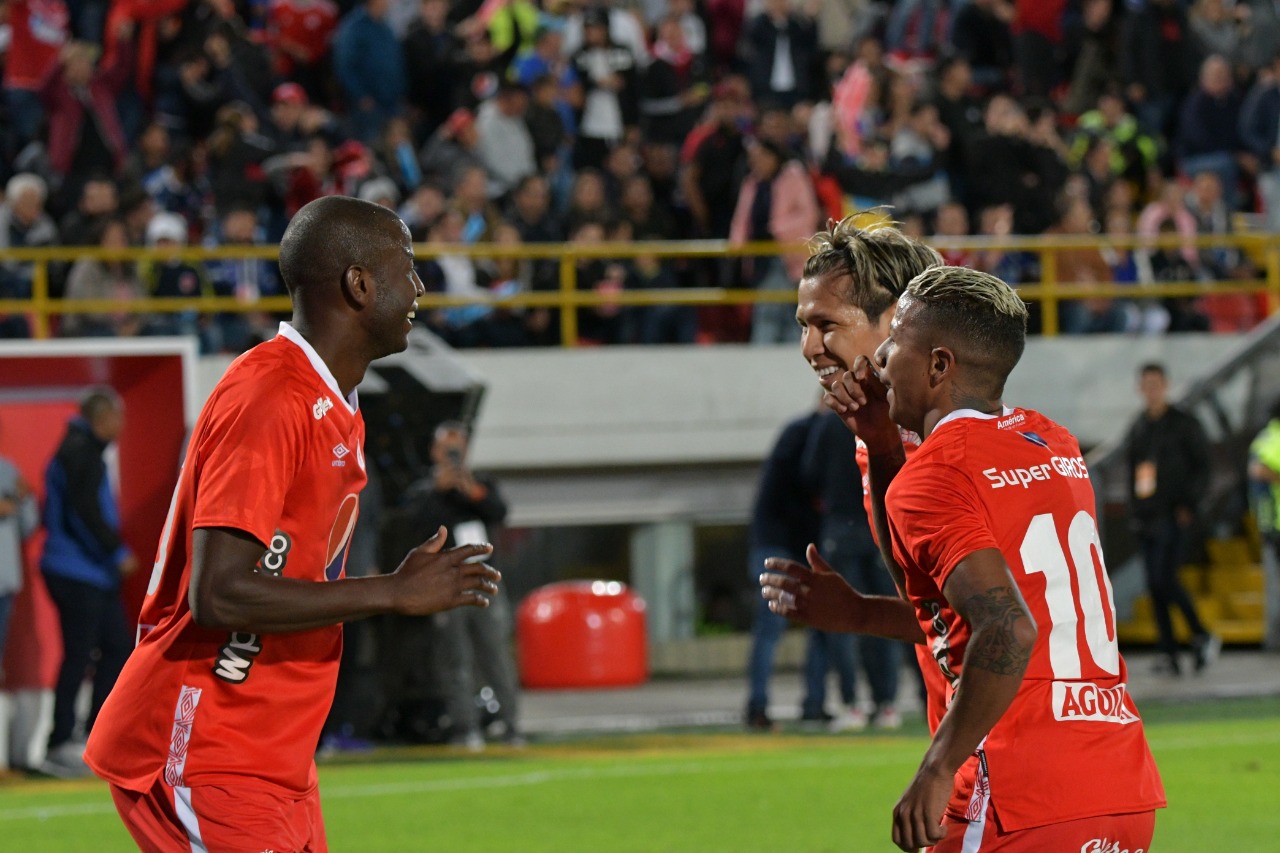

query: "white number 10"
left=1019, top=511, right=1120, bottom=678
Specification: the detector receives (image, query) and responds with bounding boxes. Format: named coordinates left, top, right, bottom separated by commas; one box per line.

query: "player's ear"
left=341, top=264, right=373, bottom=309
left=929, top=346, right=955, bottom=387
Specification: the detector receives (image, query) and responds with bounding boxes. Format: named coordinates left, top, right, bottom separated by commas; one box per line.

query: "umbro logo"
left=313, top=396, right=333, bottom=420
left=333, top=443, right=349, bottom=466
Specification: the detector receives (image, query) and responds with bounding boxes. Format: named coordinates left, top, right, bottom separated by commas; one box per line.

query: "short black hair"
left=278, top=195, right=404, bottom=300
left=1139, top=362, right=1167, bottom=378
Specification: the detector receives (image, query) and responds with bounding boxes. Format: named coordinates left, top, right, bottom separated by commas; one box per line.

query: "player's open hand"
left=824, top=355, right=898, bottom=452
left=759, top=544, right=864, bottom=634
left=391, top=526, right=501, bottom=616
left=892, top=763, right=951, bottom=851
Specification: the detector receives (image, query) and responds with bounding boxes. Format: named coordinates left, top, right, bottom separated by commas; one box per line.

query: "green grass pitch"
left=2, top=697, right=1277, bottom=851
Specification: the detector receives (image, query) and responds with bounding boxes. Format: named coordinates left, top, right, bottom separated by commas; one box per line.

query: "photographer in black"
left=397, top=421, right=521, bottom=749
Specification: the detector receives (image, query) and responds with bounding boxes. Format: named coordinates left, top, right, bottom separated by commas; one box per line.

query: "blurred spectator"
left=373, top=115, right=422, bottom=197
left=1185, top=170, right=1249, bottom=280
left=1051, top=195, right=1125, bottom=334
left=333, top=0, right=405, bottom=142
left=887, top=101, right=951, bottom=218
left=640, top=14, right=709, bottom=146
left=1142, top=216, right=1210, bottom=333
left=264, top=0, right=338, bottom=102
left=524, top=74, right=571, bottom=184
left=264, top=82, right=336, bottom=154
left=564, top=167, right=613, bottom=233
left=743, top=0, right=817, bottom=109
left=570, top=5, right=639, bottom=169
left=950, top=0, right=1014, bottom=92
left=402, top=0, right=459, bottom=138
left=477, top=0, right=539, bottom=57
left=884, top=0, right=942, bottom=59
left=744, top=408, right=818, bottom=731
left=930, top=56, right=985, bottom=196
left=1011, top=0, right=1066, bottom=98
left=1069, top=90, right=1161, bottom=201
left=1240, top=50, right=1280, bottom=231
left=452, top=162, right=500, bottom=241
left=1062, top=0, right=1121, bottom=116
left=61, top=217, right=146, bottom=338
left=0, top=427, right=38, bottom=685
left=357, top=175, right=400, bottom=209
left=562, top=0, right=649, bottom=67
left=669, top=0, right=706, bottom=57
left=3, top=0, right=70, bottom=155
left=705, top=0, right=745, bottom=74
left=815, top=0, right=877, bottom=59
left=570, top=219, right=627, bottom=345
left=0, top=172, right=58, bottom=338
left=419, top=108, right=483, bottom=193
left=139, top=210, right=218, bottom=349
left=619, top=173, right=674, bottom=239
left=933, top=201, right=975, bottom=267
left=1100, top=205, right=1168, bottom=335
left=1176, top=54, right=1248, bottom=207
left=681, top=80, right=749, bottom=238
left=966, top=94, right=1067, bottom=234
left=1121, top=0, right=1197, bottom=138
left=627, top=248, right=694, bottom=343
left=37, top=25, right=132, bottom=210
left=119, top=122, right=171, bottom=196
left=729, top=138, right=819, bottom=344
left=58, top=174, right=117, bottom=246
left=974, top=202, right=1038, bottom=287
left=206, top=100, right=274, bottom=216
left=1188, top=0, right=1241, bottom=66
left=510, top=21, right=568, bottom=87
left=399, top=183, right=447, bottom=239
left=402, top=422, right=520, bottom=749
left=205, top=204, right=281, bottom=350
left=475, top=79, right=536, bottom=199
left=39, top=388, right=135, bottom=777
left=1236, top=0, right=1280, bottom=74
left=420, top=205, right=491, bottom=343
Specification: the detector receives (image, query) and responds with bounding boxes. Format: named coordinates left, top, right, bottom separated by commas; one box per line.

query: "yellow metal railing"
left=1, top=234, right=1277, bottom=345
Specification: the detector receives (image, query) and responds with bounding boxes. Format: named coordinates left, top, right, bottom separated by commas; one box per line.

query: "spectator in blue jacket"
left=333, top=0, right=407, bottom=143
left=1240, top=51, right=1280, bottom=231
left=39, top=388, right=137, bottom=777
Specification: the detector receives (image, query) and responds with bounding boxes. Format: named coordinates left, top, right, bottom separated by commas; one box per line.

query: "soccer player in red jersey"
left=778, top=215, right=952, bottom=732
left=84, top=196, right=502, bottom=852
left=776, top=266, right=1165, bottom=851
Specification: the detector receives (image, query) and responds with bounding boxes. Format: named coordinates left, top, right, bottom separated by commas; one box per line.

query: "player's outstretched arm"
left=759, top=544, right=924, bottom=642
left=891, top=548, right=1037, bottom=852
left=189, top=526, right=500, bottom=634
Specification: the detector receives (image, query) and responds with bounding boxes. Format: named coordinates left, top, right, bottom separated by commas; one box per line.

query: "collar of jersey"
left=277, top=322, right=358, bottom=413
left=933, top=405, right=1015, bottom=431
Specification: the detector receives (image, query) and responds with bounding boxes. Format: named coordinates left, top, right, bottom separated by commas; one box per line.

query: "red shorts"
left=110, top=778, right=327, bottom=853
left=931, top=806, right=1156, bottom=852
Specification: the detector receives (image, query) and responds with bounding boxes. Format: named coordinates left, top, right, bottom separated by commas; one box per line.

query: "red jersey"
left=4, top=0, right=68, bottom=89
left=886, top=407, right=1165, bottom=832
left=85, top=324, right=367, bottom=796
left=267, top=0, right=338, bottom=73
left=854, top=428, right=951, bottom=734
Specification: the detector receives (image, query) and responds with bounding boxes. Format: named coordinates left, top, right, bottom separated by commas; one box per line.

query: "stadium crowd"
left=2, top=0, right=1279, bottom=349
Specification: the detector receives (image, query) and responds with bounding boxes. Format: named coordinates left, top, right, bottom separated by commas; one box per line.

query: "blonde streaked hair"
left=901, top=266, right=1028, bottom=389
left=803, top=211, right=943, bottom=321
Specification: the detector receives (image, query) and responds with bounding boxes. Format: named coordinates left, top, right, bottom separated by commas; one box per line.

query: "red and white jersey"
left=854, top=428, right=951, bottom=734
left=85, top=323, right=367, bottom=797
left=887, top=407, right=1165, bottom=832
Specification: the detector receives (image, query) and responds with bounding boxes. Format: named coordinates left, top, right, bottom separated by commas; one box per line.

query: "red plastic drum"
left=516, top=580, right=648, bottom=688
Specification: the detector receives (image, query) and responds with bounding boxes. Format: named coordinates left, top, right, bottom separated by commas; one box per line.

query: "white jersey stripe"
left=172, top=786, right=208, bottom=852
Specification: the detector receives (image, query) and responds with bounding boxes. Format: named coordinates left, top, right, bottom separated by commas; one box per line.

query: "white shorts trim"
left=172, top=785, right=208, bottom=852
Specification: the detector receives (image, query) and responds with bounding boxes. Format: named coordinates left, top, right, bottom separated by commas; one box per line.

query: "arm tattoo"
left=962, top=586, right=1033, bottom=677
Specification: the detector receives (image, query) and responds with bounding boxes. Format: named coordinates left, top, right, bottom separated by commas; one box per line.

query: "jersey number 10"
left=1019, top=510, right=1121, bottom=678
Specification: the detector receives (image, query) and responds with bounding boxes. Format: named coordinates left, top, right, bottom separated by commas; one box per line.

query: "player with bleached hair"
left=769, top=266, right=1165, bottom=850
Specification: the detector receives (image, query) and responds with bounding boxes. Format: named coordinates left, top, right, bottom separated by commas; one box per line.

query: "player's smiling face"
left=372, top=222, right=425, bottom=357
left=874, top=296, right=933, bottom=435
left=796, top=272, right=891, bottom=392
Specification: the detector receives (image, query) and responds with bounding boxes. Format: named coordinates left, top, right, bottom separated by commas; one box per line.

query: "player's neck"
left=921, top=394, right=1004, bottom=439
left=289, top=315, right=370, bottom=399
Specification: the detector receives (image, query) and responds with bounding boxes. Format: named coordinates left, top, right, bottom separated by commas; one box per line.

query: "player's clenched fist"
left=391, top=526, right=502, bottom=615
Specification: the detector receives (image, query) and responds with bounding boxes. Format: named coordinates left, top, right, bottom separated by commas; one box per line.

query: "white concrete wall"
left=460, top=334, right=1245, bottom=470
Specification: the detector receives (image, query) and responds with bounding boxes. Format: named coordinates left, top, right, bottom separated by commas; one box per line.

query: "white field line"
left=4, top=728, right=1278, bottom=823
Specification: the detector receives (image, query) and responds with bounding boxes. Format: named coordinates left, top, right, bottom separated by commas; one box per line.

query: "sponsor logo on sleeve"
left=213, top=632, right=262, bottom=683
left=313, top=396, right=333, bottom=419
left=1052, top=681, right=1140, bottom=724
